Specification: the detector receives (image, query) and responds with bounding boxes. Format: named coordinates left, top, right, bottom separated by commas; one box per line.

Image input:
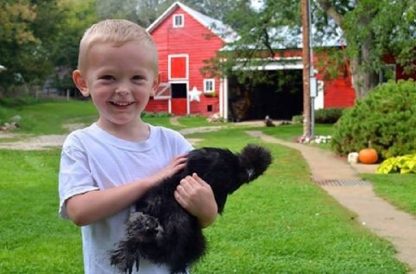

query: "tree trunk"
left=301, top=0, right=312, bottom=138
left=349, top=21, right=380, bottom=99
left=350, top=58, right=379, bottom=99
left=316, top=0, right=380, bottom=100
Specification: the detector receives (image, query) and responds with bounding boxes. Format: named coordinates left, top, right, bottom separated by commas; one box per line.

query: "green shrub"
left=0, top=96, right=41, bottom=107
left=377, top=154, right=416, bottom=174
left=314, top=108, right=344, bottom=124
left=331, top=80, right=416, bottom=159
left=0, top=107, right=7, bottom=124
left=291, top=114, right=303, bottom=124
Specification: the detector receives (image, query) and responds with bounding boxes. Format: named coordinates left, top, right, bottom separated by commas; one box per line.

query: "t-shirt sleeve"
left=171, top=129, right=194, bottom=154
left=58, top=135, right=99, bottom=219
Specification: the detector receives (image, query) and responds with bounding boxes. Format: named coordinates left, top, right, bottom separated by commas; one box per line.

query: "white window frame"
left=203, top=79, right=215, bottom=94
left=173, top=14, right=184, bottom=28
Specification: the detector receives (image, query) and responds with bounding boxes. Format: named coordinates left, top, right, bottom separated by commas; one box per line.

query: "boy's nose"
left=115, top=86, right=130, bottom=95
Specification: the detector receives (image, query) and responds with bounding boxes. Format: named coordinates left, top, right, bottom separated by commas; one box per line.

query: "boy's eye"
left=99, top=75, right=115, bottom=81
left=132, top=75, right=146, bottom=81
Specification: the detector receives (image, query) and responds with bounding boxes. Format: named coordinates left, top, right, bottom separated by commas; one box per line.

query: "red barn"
left=145, top=1, right=410, bottom=121
left=146, top=1, right=235, bottom=116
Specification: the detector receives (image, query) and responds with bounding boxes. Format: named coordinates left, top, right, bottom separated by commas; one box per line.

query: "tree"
left=203, top=0, right=302, bottom=84
left=316, top=0, right=416, bottom=98
left=0, top=0, right=67, bottom=96
left=0, top=1, right=38, bottom=94
left=50, top=0, right=97, bottom=95
left=206, top=0, right=416, bottom=99
left=96, top=0, right=144, bottom=23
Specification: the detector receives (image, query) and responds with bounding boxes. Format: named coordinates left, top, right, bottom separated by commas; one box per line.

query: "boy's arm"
left=65, top=155, right=187, bottom=226
left=174, top=173, right=218, bottom=228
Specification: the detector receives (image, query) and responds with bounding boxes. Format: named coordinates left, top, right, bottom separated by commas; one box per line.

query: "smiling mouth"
left=109, top=101, right=135, bottom=107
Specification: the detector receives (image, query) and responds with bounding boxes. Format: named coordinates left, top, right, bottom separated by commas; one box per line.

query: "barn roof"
left=146, top=1, right=239, bottom=43
left=221, top=23, right=345, bottom=51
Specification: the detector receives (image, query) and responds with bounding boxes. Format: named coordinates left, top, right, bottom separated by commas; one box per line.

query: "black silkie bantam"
left=110, top=144, right=272, bottom=274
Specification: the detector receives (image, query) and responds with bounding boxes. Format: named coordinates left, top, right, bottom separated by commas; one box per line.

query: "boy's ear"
left=72, top=70, right=90, bottom=97
left=150, top=74, right=160, bottom=97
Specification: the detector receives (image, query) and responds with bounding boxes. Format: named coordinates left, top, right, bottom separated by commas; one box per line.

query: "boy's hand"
left=150, top=154, right=187, bottom=186
left=174, top=173, right=218, bottom=227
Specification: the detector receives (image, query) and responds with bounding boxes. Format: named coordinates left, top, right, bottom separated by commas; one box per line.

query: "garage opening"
left=228, top=70, right=303, bottom=121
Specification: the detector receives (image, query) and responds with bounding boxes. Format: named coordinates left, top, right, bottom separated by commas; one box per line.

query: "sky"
left=250, top=0, right=265, bottom=11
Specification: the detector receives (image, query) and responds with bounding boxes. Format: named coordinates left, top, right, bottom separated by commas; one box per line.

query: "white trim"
left=219, top=78, right=223, bottom=117
left=153, top=82, right=171, bottom=100
left=168, top=54, right=189, bottom=80
left=203, top=79, right=215, bottom=94
left=233, top=59, right=303, bottom=71
left=154, top=96, right=171, bottom=100
left=315, top=80, right=324, bottom=110
left=173, top=14, right=184, bottom=28
left=147, top=2, right=178, bottom=33
left=223, top=77, right=228, bottom=121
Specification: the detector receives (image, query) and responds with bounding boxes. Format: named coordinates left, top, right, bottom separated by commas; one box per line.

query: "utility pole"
left=301, top=0, right=312, bottom=140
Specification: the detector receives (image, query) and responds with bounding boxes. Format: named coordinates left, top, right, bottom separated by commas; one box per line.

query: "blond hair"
left=77, top=19, right=158, bottom=74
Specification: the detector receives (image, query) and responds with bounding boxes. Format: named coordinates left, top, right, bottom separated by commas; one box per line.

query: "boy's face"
left=73, top=41, right=158, bottom=131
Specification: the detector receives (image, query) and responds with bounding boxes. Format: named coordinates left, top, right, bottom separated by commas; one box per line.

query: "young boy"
left=58, top=19, right=218, bottom=274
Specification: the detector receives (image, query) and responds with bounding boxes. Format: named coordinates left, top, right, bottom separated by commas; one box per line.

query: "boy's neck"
left=96, top=119, right=150, bottom=142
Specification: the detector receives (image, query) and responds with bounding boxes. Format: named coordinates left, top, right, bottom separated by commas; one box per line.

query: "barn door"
left=169, top=55, right=189, bottom=115
left=171, top=83, right=188, bottom=115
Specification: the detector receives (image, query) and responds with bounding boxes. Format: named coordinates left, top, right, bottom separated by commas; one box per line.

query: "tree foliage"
left=0, top=0, right=97, bottom=96
left=203, top=0, right=302, bottom=85
left=0, top=1, right=39, bottom=93
left=1, top=0, right=414, bottom=99
left=51, top=0, right=97, bottom=94
left=316, top=0, right=416, bottom=98
left=206, top=0, right=416, bottom=98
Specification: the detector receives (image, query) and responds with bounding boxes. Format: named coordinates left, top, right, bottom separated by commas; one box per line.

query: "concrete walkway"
left=247, top=131, right=416, bottom=273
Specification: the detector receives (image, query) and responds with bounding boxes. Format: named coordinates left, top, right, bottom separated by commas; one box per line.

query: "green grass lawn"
left=0, top=126, right=408, bottom=273
left=0, top=149, right=83, bottom=273
left=260, top=123, right=334, bottom=142
left=190, top=128, right=407, bottom=273
left=1, top=99, right=98, bottom=135
left=0, top=100, right=413, bottom=273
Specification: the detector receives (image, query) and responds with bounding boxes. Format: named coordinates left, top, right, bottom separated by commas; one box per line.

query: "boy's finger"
left=192, top=173, right=208, bottom=186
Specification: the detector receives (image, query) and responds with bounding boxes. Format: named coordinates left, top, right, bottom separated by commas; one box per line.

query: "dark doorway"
left=171, top=83, right=187, bottom=98
left=228, top=70, right=303, bottom=121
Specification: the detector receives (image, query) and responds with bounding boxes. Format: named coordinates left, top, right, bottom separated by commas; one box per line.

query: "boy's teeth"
left=113, top=102, right=130, bottom=106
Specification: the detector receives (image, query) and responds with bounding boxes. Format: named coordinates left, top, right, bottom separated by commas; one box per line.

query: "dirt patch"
left=0, top=132, right=20, bottom=139
left=63, top=123, right=85, bottom=132
left=0, top=134, right=67, bottom=150
left=0, top=123, right=86, bottom=150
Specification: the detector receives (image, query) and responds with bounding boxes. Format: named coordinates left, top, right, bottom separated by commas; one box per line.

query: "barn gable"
left=147, top=2, right=239, bottom=44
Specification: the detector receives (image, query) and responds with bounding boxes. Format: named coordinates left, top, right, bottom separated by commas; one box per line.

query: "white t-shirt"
left=58, top=123, right=192, bottom=274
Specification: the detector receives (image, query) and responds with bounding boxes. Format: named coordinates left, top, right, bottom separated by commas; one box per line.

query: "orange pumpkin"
left=358, top=148, right=378, bottom=164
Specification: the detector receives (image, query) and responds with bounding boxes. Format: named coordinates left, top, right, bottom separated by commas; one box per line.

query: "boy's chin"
left=98, top=116, right=142, bottom=128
